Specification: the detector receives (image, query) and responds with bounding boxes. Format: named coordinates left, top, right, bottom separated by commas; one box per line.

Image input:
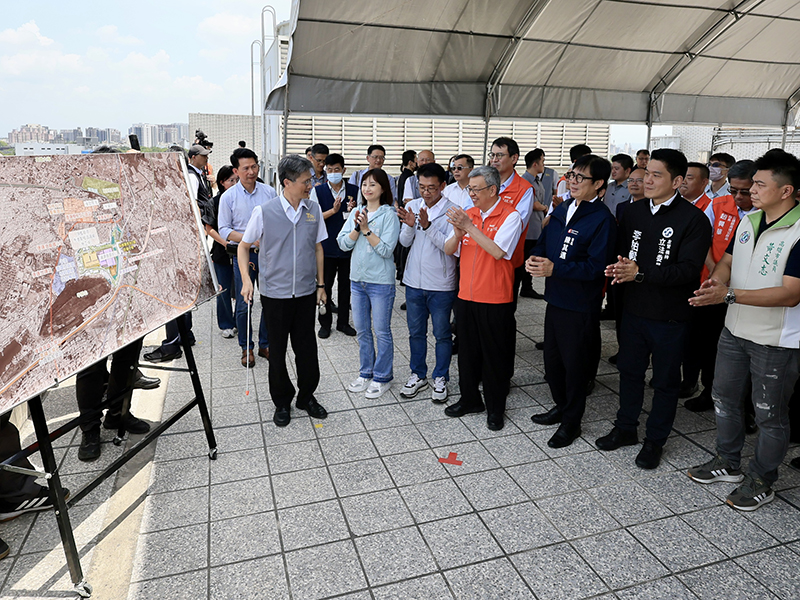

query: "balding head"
left=418, top=150, right=435, bottom=166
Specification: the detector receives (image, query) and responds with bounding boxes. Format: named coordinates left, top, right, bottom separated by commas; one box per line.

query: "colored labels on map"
left=68, top=227, right=101, bottom=250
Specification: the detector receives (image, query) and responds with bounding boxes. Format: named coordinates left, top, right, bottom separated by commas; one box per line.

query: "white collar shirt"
left=442, top=182, right=473, bottom=210
left=566, top=196, right=597, bottom=224
left=650, top=193, right=678, bottom=215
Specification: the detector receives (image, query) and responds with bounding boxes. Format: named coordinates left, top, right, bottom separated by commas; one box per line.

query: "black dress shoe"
left=133, top=369, right=161, bottom=390
left=78, top=427, right=101, bottom=462
left=595, top=426, right=638, bottom=451
left=400, top=302, right=407, bottom=310
left=585, top=379, right=596, bottom=396
left=548, top=423, right=582, bottom=448
left=444, top=400, right=485, bottom=418
left=535, top=341, right=545, bottom=350
left=143, top=347, right=182, bottom=363
left=531, top=406, right=561, bottom=425
left=487, top=414, right=505, bottom=431
left=791, top=457, right=800, bottom=471
left=273, top=406, right=291, bottom=427
left=330, top=301, right=338, bottom=314
left=318, top=327, right=331, bottom=339
left=337, top=324, right=357, bottom=336
left=679, top=381, right=699, bottom=399
left=296, top=398, right=328, bottom=419
left=103, top=412, right=151, bottom=434
left=684, top=391, right=713, bottom=412
left=520, top=289, right=544, bottom=299
left=608, top=353, right=618, bottom=365
left=635, top=439, right=663, bottom=469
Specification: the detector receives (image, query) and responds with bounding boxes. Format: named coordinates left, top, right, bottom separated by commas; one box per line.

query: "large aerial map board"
left=0, top=152, right=217, bottom=414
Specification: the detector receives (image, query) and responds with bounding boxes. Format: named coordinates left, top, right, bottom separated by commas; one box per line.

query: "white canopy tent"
left=266, top=0, right=800, bottom=152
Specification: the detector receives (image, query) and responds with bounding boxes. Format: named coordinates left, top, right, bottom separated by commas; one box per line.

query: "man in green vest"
left=688, top=149, right=800, bottom=511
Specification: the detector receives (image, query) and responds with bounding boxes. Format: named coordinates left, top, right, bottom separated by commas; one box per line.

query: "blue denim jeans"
left=213, top=261, right=236, bottom=330
left=351, top=281, right=395, bottom=383
left=405, top=286, right=456, bottom=381
left=233, top=253, right=269, bottom=350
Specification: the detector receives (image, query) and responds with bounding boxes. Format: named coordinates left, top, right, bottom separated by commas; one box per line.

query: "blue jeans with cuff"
left=351, top=281, right=395, bottom=383
left=405, top=286, right=456, bottom=381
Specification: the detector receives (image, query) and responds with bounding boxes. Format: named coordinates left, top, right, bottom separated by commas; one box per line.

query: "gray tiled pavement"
left=2, top=283, right=800, bottom=599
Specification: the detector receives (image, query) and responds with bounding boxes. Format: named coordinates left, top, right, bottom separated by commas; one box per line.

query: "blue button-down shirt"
left=218, top=180, right=278, bottom=242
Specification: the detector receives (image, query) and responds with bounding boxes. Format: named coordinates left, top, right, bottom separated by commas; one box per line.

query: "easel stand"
left=1, top=318, right=216, bottom=598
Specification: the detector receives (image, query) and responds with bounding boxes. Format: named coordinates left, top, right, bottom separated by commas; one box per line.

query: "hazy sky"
left=2, top=2, right=665, bottom=148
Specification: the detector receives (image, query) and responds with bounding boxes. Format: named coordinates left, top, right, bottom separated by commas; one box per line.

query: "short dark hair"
left=686, top=162, right=710, bottom=180
left=305, top=146, right=312, bottom=155
left=709, top=152, right=736, bottom=168
left=650, top=148, right=688, bottom=179
left=636, top=149, right=650, bottom=158
left=754, top=149, right=800, bottom=192
left=525, top=149, right=545, bottom=169
left=417, top=163, right=448, bottom=184
left=325, top=153, right=345, bottom=169
left=238, top=141, right=246, bottom=148
left=231, top=147, right=258, bottom=168
left=278, top=154, right=313, bottom=187
left=573, top=155, right=612, bottom=192
left=216, top=165, right=234, bottom=186
left=402, top=150, right=417, bottom=167
left=491, top=137, right=520, bottom=158
left=453, top=154, right=474, bottom=168
left=569, top=144, right=592, bottom=162
left=367, top=144, right=385, bottom=156
left=310, top=143, right=329, bottom=156
left=611, top=153, right=634, bottom=172
left=360, top=168, right=393, bottom=205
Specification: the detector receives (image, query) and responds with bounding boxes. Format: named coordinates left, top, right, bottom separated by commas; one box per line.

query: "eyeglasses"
left=419, top=185, right=441, bottom=193
left=368, top=154, right=385, bottom=161
left=565, top=172, right=592, bottom=183
left=729, top=188, right=751, bottom=197
left=628, top=178, right=644, bottom=184
left=450, top=165, right=468, bottom=171
left=487, top=152, right=507, bottom=160
left=296, top=178, right=313, bottom=187
left=466, top=185, right=491, bottom=194
left=707, top=162, right=728, bottom=169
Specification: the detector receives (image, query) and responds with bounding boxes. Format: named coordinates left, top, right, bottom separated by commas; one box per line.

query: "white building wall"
left=189, top=113, right=263, bottom=180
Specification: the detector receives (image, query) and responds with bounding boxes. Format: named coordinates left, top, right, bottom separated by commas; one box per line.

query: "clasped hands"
left=605, top=256, right=639, bottom=284
left=397, top=205, right=430, bottom=230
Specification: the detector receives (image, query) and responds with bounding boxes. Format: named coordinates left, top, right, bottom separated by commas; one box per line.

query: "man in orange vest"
left=683, top=160, right=757, bottom=411
left=489, top=137, right=534, bottom=305
left=444, top=166, right=522, bottom=431
left=681, top=162, right=712, bottom=212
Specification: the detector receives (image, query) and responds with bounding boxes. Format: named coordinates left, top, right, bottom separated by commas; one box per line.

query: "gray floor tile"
left=154, top=430, right=215, bottom=462
left=735, top=546, right=800, bottom=599
left=588, top=479, right=673, bottom=526
left=481, top=433, right=548, bottom=467
left=445, top=558, right=536, bottom=600
left=357, top=404, right=413, bottom=430
left=314, top=410, right=366, bottom=438
left=454, top=468, right=528, bottom=510
left=399, top=478, right=473, bottom=523
left=209, top=447, right=269, bottom=485
left=340, top=488, right=414, bottom=536
left=680, top=505, right=779, bottom=557
left=285, top=540, right=367, bottom=600
left=661, top=436, right=715, bottom=471
left=261, top=417, right=317, bottom=446
left=680, top=560, right=776, bottom=600
left=355, top=526, right=438, bottom=586
left=278, top=499, right=349, bottom=551
left=629, top=516, right=726, bottom=572
left=416, top=418, right=477, bottom=448
left=318, top=432, right=378, bottom=464
left=573, top=529, right=669, bottom=589
left=329, top=457, right=394, bottom=496
left=372, top=573, right=454, bottom=600
left=536, top=490, right=620, bottom=539
left=210, top=475, right=274, bottom=520
left=383, top=449, right=449, bottom=486
left=141, top=487, right=209, bottom=533
left=212, top=402, right=262, bottom=428
left=210, top=511, right=281, bottom=565
left=637, top=471, right=720, bottom=514
left=210, top=555, right=289, bottom=600
left=511, top=542, right=608, bottom=600
left=742, top=496, right=800, bottom=543
left=460, top=411, right=523, bottom=439
left=214, top=423, right=264, bottom=452
left=437, top=441, right=500, bottom=475
left=369, top=425, right=429, bottom=455
left=271, top=467, right=335, bottom=509
left=506, top=459, right=582, bottom=500
left=128, top=570, right=208, bottom=600
left=480, top=502, right=563, bottom=553
left=313, top=390, right=355, bottom=412
left=615, top=576, right=698, bottom=600
left=554, top=452, right=631, bottom=488
left=266, top=439, right=325, bottom=474
left=419, top=513, right=503, bottom=569
left=148, top=456, right=209, bottom=494
left=131, top=524, right=208, bottom=581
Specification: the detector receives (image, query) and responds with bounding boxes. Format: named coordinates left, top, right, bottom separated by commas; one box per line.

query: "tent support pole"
left=483, top=117, right=490, bottom=160
left=646, top=122, right=652, bottom=149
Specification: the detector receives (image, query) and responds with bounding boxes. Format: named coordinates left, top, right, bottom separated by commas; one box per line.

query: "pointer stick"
left=245, top=285, right=252, bottom=396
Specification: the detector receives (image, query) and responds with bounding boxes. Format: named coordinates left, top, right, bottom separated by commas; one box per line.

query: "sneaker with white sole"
left=0, top=485, right=71, bottom=522
left=726, top=473, right=774, bottom=511
left=431, top=377, right=448, bottom=403
left=400, top=374, right=428, bottom=398
left=221, top=328, right=236, bottom=339
left=348, top=376, right=371, bottom=393
left=687, top=454, right=745, bottom=484
left=365, top=381, right=390, bottom=399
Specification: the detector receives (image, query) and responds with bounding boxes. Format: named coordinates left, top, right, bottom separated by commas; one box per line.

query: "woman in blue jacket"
left=337, top=169, right=400, bottom=399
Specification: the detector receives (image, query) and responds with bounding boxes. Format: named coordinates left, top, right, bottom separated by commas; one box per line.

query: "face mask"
left=327, top=172, right=343, bottom=184
left=708, top=166, right=724, bottom=182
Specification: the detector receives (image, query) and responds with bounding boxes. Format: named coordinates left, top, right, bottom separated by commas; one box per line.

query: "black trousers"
left=455, top=299, right=516, bottom=417
left=512, top=265, right=525, bottom=308
left=76, top=338, right=143, bottom=432
left=616, top=312, right=687, bottom=446
left=159, top=313, right=194, bottom=354
left=682, top=303, right=727, bottom=390
left=0, top=414, right=40, bottom=501
left=544, top=305, right=600, bottom=426
left=262, top=293, right=320, bottom=408
left=319, top=256, right=351, bottom=330
left=520, top=239, right=537, bottom=292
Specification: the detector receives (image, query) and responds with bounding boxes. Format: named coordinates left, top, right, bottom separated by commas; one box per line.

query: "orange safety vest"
left=692, top=193, right=712, bottom=213
left=458, top=202, right=517, bottom=304
left=702, top=194, right=740, bottom=281
left=498, top=172, right=533, bottom=268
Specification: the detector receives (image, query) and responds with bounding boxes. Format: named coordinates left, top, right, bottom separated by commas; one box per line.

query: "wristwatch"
left=634, top=271, right=644, bottom=283
left=364, top=231, right=372, bottom=237
left=724, top=288, right=736, bottom=305
left=317, top=284, right=325, bottom=289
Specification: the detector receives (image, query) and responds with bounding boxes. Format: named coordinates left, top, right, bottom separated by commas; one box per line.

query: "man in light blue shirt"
left=218, top=148, right=278, bottom=367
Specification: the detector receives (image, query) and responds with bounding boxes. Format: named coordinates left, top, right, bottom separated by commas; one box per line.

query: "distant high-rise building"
left=8, top=124, right=52, bottom=144
left=129, top=123, right=158, bottom=148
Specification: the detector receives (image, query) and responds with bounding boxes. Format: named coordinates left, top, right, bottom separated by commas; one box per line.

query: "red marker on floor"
left=439, top=452, right=462, bottom=466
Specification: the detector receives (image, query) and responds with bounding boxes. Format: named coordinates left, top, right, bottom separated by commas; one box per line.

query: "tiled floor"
left=2, top=284, right=800, bottom=599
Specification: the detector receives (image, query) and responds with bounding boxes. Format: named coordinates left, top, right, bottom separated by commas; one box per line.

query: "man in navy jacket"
left=527, top=155, right=617, bottom=448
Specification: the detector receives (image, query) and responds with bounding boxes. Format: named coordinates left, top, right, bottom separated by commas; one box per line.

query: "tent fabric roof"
left=267, top=0, right=800, bottom=127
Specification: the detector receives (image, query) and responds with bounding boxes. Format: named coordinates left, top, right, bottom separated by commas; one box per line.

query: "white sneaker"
left=348, top=376, right=371, bottom=393
left=365, top=381, right=390, bottom=399
left=400, top=374, right=428, bottom=398
left=221, top=328, right=236, bottom=339
left=431, top=377, right=448, bottom=403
